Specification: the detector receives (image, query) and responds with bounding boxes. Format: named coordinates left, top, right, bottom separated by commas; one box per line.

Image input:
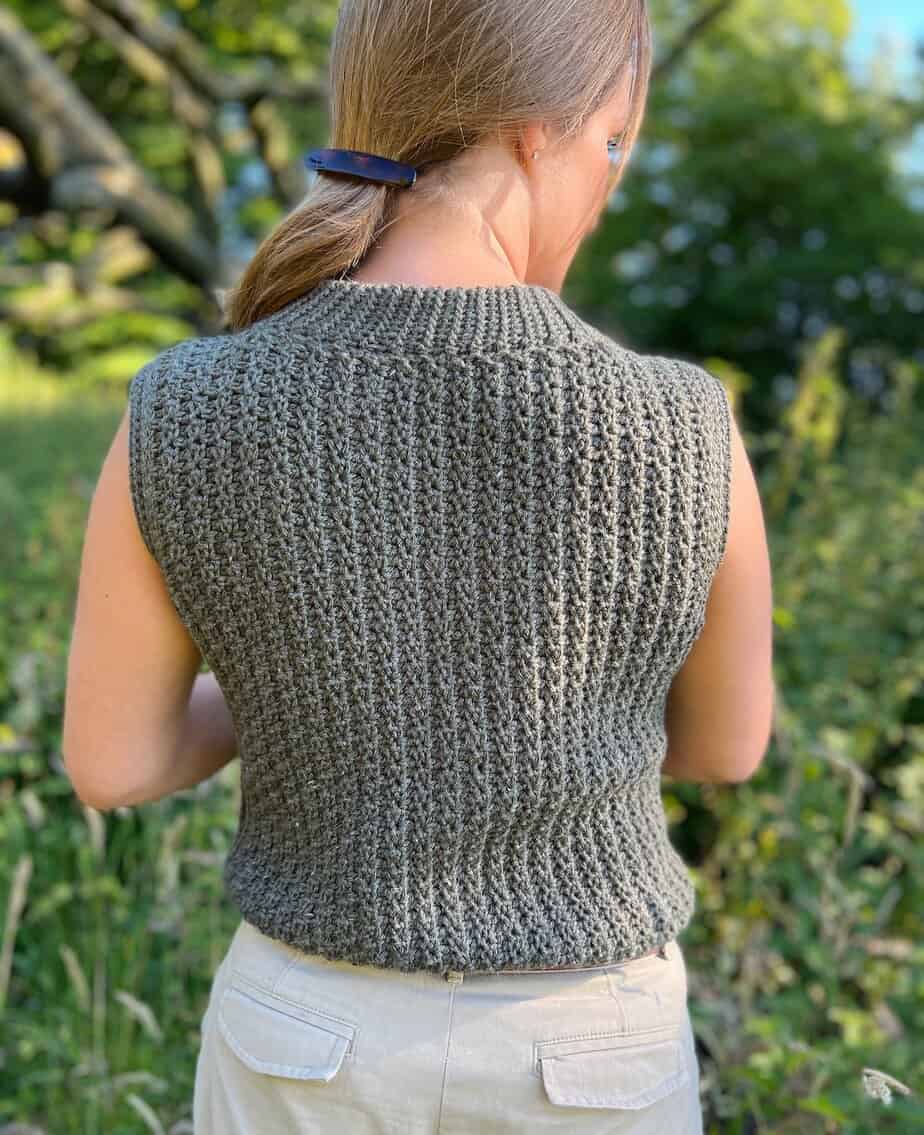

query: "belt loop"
left=445, top=969, right=464, bottom=984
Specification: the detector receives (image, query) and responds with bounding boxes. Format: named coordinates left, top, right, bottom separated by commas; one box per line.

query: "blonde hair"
left=223, top=0, right=651, bottom=331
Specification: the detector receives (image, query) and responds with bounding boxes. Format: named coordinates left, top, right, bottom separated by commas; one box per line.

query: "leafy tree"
left=574, top=0, right=924, bottom=426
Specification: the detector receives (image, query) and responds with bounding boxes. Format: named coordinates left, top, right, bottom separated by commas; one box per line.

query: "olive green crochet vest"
left=128, top=277, right=731, bottom=973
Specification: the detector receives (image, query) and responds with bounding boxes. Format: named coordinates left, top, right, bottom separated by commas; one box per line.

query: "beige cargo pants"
left=193, top=918, right=703, bottom=1133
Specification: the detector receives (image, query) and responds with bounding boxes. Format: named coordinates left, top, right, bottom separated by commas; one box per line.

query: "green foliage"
left=575, top=0, right=924, bottom=413
left=664, top=335, right=924, bottom=1133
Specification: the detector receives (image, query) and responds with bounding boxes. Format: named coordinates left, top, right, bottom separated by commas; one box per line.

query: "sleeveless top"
left=127, top=277, right=732, bottom=974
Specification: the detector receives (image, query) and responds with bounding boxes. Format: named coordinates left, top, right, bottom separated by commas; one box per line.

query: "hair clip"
left=304, top=147, right=418, bottom=188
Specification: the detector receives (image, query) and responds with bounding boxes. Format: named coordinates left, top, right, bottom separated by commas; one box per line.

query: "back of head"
left=224, top=0, right=652, bottom=331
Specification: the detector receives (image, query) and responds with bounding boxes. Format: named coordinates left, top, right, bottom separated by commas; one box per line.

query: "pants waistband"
left=442, top=942, right=670, bottom=983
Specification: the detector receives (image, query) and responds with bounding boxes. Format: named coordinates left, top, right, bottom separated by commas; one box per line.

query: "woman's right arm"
left=662, top=404, right=776, bottom=784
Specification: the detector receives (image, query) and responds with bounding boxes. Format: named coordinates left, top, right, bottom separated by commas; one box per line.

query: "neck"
left=351, top=156, right=566, bottom=293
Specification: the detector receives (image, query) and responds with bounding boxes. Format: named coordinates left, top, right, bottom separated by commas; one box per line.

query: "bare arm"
left=63, top=406, right=238, bottom=812
left=661, top=395, right=775, bottom=783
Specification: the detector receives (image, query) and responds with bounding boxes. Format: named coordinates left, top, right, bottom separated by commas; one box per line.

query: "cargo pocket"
left=217, top=970, right=358, bottom=1082
left=536, top=1027, right=689, bottom=1109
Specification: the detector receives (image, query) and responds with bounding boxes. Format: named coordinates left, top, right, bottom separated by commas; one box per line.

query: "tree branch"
left=87, top=0, right=329, bottom=105
left=0, top=6, right=219, bottom=288
left=652, top=0, right=738, bottom=81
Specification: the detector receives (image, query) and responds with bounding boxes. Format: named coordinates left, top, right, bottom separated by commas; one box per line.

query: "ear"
left=516, top=120, right=551, bottom=173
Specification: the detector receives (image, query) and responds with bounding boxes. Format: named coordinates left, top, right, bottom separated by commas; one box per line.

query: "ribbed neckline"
left=264, top=275, right=592, bottom=355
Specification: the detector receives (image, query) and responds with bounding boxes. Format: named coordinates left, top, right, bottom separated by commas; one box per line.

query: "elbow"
left=67, top=776, right=130, bottom=814
left=61, top=745, right=136, bottom=813
left=716, top=745, right=767, bottom=784
left=68, top=779, right=124, bottom=813
left=707, top=717, right=775, bottom=784
left=723, top=694, right=776, bottom=783
left=78, top=793, right=124, bottom=814
left=663, top=734, right=771, bottom=785
left=666, top=684, right=776, bottom=785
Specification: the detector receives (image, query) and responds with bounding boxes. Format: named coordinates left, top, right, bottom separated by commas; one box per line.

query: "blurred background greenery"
left=1, top=0, right=923, bottom=1131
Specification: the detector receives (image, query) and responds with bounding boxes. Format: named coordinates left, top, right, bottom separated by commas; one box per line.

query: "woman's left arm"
left=63, top=405, right=238, bottom=811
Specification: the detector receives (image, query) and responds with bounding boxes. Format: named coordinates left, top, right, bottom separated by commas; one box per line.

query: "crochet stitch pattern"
left=127, top=276, right=732, bottom=974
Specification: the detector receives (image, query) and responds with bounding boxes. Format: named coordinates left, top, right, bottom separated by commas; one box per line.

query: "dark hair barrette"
left=304, top=147, right=418, bottom=188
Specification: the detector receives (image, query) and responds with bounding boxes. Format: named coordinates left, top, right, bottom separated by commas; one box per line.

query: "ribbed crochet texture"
left=128, top=276, right=732, bottom=974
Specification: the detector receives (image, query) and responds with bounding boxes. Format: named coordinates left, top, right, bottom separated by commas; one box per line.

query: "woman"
left=63, top=0, right=775, bottom=1130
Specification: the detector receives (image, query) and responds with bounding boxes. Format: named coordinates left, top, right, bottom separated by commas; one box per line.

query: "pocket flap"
left=217, top=972, right=356, bottom=1081
left=538, top=1030, right=689, bottom=1109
